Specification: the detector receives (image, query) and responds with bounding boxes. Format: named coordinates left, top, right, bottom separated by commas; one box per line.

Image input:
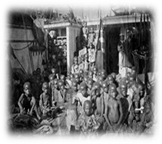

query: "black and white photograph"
left=1, top=0, right=161, bottom=142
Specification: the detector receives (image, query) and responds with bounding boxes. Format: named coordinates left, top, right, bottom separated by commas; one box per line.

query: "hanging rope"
left=11, top=42, right=33, bottom=51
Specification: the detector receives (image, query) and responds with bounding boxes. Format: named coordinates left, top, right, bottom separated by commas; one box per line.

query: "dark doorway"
left=104, top=25, right=120, bottom=75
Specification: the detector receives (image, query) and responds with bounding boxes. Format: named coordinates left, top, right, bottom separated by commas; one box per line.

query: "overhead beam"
left=9, top=40, right=36, bottom=43
left=8, top=24, right=33, bottom=29
left=87, top=14, right=150, bottom=26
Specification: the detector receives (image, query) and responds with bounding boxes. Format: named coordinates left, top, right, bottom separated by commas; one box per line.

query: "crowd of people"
left=10, top=57, right=154, bottom=135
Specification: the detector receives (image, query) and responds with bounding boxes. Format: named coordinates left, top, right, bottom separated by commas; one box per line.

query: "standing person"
left=18, top=82, right=40, bottom=120
left=57, top=80, right=66, bottom=107
left=39, top=82, right=51, bottom=118
left=74, top=82, right=91, bottom=115
left=75, top=100, right=100, bottom=135
left=71, top=56, right=79, bottom=74
left=65, top=80, right=78, bottom=133
left=118, top=33, right=132, bottom=78
left=104, top=83, right=123, bottom=131
left=51, top=79, right=59, bottom=107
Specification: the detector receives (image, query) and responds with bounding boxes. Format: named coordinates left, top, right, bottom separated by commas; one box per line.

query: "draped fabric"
left=32, top=21, right=45, bottom=47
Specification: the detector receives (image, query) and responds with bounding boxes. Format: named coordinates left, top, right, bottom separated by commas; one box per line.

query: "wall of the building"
left=10, top=28, right=45, bottom=74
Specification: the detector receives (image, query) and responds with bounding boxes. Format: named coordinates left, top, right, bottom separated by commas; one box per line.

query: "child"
left=87, top=78, right=94, bottom=95
left=91, top=83, right=105, bottom=130
left=101, top=81, right=110, bottom=115
left=65, top=80, right=78, bottom=132
left=39, top=82, right=51, bottom=118
left=71, top=56, right=79, bottom=74
left=75, top=100, right=100, bottom=135
left=57, top=80, right=66, bottom=107
left=74, top=82, right=91, bottom=115
left=51, top=79, right=59, bottom=107
left=93, top=67, right=98, bottom=82
left=51, top=67, right=58, bottom=79
left=104, top=83, right=123, bottom=131
left=88, top=71, right=93, bottom=79
left=18, top=82, right=40, bottom=120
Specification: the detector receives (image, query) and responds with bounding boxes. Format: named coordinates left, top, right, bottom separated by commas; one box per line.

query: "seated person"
left=39, top=82, right=51, bottom=118
left=75, top=100, right=100, bottom=135
left=18, top=82, right=40, bottom=120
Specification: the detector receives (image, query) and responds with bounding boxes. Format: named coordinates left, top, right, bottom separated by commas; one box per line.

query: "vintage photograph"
left=8, top=6, right=155, bottom=136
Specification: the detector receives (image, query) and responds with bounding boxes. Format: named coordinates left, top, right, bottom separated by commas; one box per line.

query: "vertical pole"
left=66, top=26, right=70, bottom=73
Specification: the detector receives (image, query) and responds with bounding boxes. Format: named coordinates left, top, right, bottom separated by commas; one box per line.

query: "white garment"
left=76, top=92, right=91, bottom=106
left=119, top=66, right=132, bottom=78
left=66, top=109, right=77, bottom=131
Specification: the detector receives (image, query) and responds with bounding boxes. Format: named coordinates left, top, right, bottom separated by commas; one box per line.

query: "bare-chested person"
left=101, top=81, right=109, bottom=114
left=104, top=83, right=123, bottom=131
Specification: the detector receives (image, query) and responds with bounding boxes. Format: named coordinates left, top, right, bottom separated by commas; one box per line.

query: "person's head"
left=83, top=100, right=92, bottom=116
left=137, top=83, right=144, bottom=97
left=87, top=78, right=94, bottom=89
left=70, top=73, right=74, bottom=80
left=53, top=79, right=58, bottom=89
left=36, top=68, right=41, bottom=75
left=131, top=67, right=136, bottom=76
left=79, top=69, right=84, bottom=75
left=97, top=75, right=103, bottom=85
left=73, top=56, right=78, bottom=65
left=127, top=79, right=135, bottom=88
left=100, top=69, right=107, bottom=80
left=58, top=80, right=64, bottom=90
left=92, top=82, right=101, bottom=96
left=48, top=74, right=54, bottom=82
left=88, top=71, right=93, bottom=79
left=60, top=75, right=65, bottom=82
left=107, top=75, right=114, bottom=84
left=74, top=73, right=80, bottom=83
left=126, top=72, right=131, bottom=78
left=119, top=81, right=127, bottom=97
left=83, top=75, right=89, bottom=84
left=102, top=81, right=108, bottom=93
left=51, top=68, right=56, bottom=74
left=79, top=82, right=88, bottom=97
left=111, top=72, right=117, bottom=80
left=71, top=79, right=78, bottom=91
left=109, top=83, right=117, bottom=98
left=32, top=70, right=37, bottom=76
left=93, top=67, right=97, bottom=75
left=42, top=82, right=48, bottom=94
left=42, top=70, right=48, bottom=78
left=23, top=82, right=31, bottom=95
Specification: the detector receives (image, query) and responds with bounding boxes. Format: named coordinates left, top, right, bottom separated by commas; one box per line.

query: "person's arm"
left=101, top=94, right=104, bottom=116
left=115, top=100, right=123, bottom=128
left=103, top=102, right=112, bottom=128
left=29, top=97, right=36, bottom=115
left=39, top=94, right=43, bottom=109
left=18, top=93, right=24, bottom=114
